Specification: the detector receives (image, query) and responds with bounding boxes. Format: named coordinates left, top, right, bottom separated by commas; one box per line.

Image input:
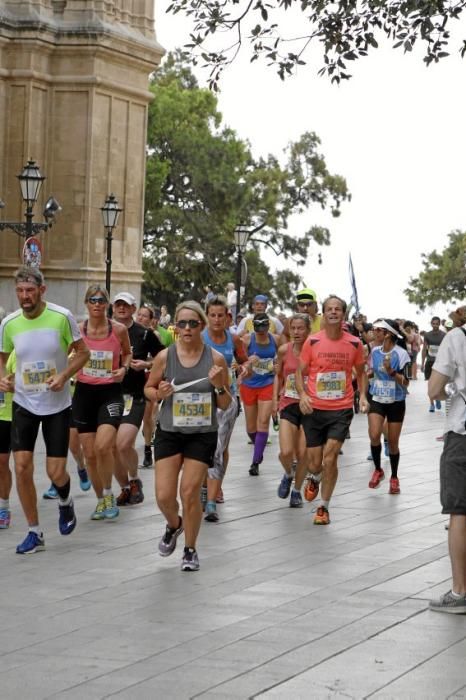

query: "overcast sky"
left=154, top=7, right=466, bottom=329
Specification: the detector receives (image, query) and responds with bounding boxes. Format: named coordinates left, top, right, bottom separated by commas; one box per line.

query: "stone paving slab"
left=0, top=379, right=464, bottom=699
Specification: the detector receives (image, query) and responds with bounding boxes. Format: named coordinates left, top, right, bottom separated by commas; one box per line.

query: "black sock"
left=389, top=452, right=400, bottom=478
left=53, top=478, right=71, bottom=501
left=370, top=443, right=382, bottom=470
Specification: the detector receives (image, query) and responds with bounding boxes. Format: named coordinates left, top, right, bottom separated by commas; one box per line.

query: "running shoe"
left=389, top=477, right=400, bottom=494
left=289, top=490, right=303, bottom=508
left=304, top=476, right=320, bottom=502
left=158, top=518, right=183, bottom=557
left=78, top=467, right=91, bottom=492
left=141, top=446, right=153, bottom=469
left=429, top=590, right=466, bottom=614
left=128, top=478, right=144, bottom=505
left=367, top=453, right=373, bottom=461
left=103, top=494, right=119, bottom=519
left=91, top=501, right=106, bottom=520
left=16, top=531, right=45, bottom=554
left=58, top=499, right=77, bottom=535
left=181, top=547, right=200, bottom=571
left=43, top=484, right=58, bottom=500
left=313, top=505, right=330, bottom=525
left=429, top=405, right=435, bottom=413
left=0, top=508, right=11, bottom=529
left=277, top=473, right=293, bottom=499
left=435, top=399, right=442, bottom=410
left=204, top=501, right=219, bottom=522
left=249, top=462, right=260, bottom=476
left=216, top=488, right=224, bottom=504
left=368, top=468, right=385, bottom=489
left=116, top=488, right=131, bottom=506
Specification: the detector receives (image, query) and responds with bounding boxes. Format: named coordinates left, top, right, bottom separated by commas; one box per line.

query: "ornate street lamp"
left=0, top=160, right=61, bottom=244
left=234, top=224, right=249, bottom=320
left=100, top=193, right=122, bottom=296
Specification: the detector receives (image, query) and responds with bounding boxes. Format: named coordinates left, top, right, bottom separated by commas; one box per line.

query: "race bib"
left=83, top=350, right=113, bottom=379
left=316, top=371, right=346, bottom=400
left=428, top=345, right=439, bottom=358
left=284, top=373, right=308, bottom=399
left=0, top=392, right=5, bottom=408
left=253, top=358, right=274, bottom=375
left=22, top=360, right=57, bottom=393
left=172, top=392, right=212, bottom=427
left=371, top=378, right=396, bottom=404
left=123, top=394, right=133, bottom=416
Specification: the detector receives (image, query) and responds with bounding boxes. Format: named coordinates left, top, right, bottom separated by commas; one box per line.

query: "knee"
left=15, top=460, right=32, bottom=479
left=156, top=486, right=177, bottom=512
left=280, top=447, right=294, bottom=462
left=180, top=483, right=201, bottom=506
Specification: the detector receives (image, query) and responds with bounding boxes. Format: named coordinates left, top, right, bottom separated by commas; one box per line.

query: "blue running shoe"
left=58, top=499, right=77, bottom=535
left=435, top=400, right=442, bottom=410
left=78, top=468, right=91, bottom=492
left=103, top=494, right=119, bottom=519
left=429, top=405, right=435, bottom=413
left=289, top=490, right=303, bottom=508
left=278, top=473, right=293, bottom=499
left=16, top=531, right=45, bottom=554
left=43, top=484, right=58, bottom=500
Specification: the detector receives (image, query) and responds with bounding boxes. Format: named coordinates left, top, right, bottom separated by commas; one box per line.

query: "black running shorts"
left=153, top=426, right=218, bottom=467
left=120, top=396, right=146, bottom=429
left=11, top=402, right=70, bottom=457
left=0, top=419, right=11, bottom=454
left=279, top=402, right=305, bottom=428
left=302, top=408, right=353, bottom=448
left=72, top=382, right=124, bottom=434
left=440, top=431, right=466, bottom=515
left=368, top=396, right=406, bottom=423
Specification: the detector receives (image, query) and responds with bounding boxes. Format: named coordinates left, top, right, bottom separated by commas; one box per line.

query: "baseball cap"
left=296, top=288, right=317, bottom=302
left=445, top=319, right=454, bottom=329
left=254, top=294, right=268, bottom=303
left=113, top=292, right=137, bottom=306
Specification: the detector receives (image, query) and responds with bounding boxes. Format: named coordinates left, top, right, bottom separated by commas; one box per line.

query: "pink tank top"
left=279, top=343, right=307, bottom=411
left=77, top=320, right=122, bottom=385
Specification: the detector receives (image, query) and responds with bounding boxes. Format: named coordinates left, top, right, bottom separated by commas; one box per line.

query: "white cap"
left=113, top=292, right=136, bottom=306
left=372, top=319, right=403, bottom=339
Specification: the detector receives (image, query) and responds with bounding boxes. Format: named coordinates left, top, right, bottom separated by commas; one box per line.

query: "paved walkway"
left=0, top=380, right=464, bottom=699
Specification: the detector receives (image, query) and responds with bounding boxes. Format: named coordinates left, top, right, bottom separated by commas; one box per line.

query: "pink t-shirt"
left=300, top=330, right=365, bottom=410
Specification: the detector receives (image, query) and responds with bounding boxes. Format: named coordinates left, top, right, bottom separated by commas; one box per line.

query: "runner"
left=136, top=305, right=163, bottom=468
left=273, top=313, right=310, bottom=508
left=421, top=316, right=446, bottom=412
left=112, top=292, right=163, bottom=506
left=282, top=288, right=322, bottom=341
left=0, top=267, right=89, bottom=553
left=367, top=319, right=410, bottom=494
left=428, top=308, right=466, bottom=613
left=145, top=301, right=231, bottom=571
left=201, top=295, right=249, bottom=521
left=72, top=285, right=131, bottom=520
left=296, top=295, right=368, bottom=525
left=240, top=313, right=280, bottom=475
left=236, top=295, right=284, bottom=337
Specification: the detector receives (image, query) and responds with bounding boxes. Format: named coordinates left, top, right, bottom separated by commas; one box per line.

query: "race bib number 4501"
left=316, top=371, right=346, bottom=400
left=22, top=360, right=57, bottom=393
left=172, top=392, right=212, bottom=427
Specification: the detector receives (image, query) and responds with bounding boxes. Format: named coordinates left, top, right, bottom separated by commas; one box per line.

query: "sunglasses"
left=298, top=301, right=314, bottom=307
left=87, top=296, right=107, bottom=305
left=254, top=322, right=269, bottom=328
left=176, top=319, right=201, bottom=329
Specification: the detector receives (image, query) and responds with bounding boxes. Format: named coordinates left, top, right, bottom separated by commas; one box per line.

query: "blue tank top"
left=201, top=328, right=236, bottom=390
left=242, top=332, right=276, bottom=388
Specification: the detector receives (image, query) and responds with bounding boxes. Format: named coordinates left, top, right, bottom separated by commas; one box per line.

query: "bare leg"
left=155, top=454, right=183, bottom=529
left=449, top=514, right=466, bottom=594
left=180, top=458, right=209, bottom=549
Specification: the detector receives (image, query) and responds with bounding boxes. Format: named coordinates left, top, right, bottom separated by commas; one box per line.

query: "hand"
left=130, top=359, right=148, bottom=372
left=238, top=363, right=251, bottom=379
left=382, top=356, right=391, bottom=372
left=208, top=364, right=224, bottom=389
left=0, top=374, right=14, bottom=392
left=272, top=397, right=278, bottom=414
left=46, top=372, right=67, bottom=392
left=157, top=379, right=174, bottom=400
left=112, top=367, right=126, bottom=383
left=299, top=394, right=313, bottom=415
left=359, top=397, right=369, bottom=414
left=248, top=354, right=259, bottom=367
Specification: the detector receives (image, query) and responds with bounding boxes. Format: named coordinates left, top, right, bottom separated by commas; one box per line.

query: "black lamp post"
left=100, top=193, right=122, bottom=297
left=0, top=160, right=61, bottom=241
left=234, top=224, right=249, bottom=320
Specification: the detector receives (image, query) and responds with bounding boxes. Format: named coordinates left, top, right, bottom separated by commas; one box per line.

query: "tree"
left=142, top=51, right=350, bottom=309
left=167, top=0, right=465, bottom=88
left=404, top=230, right=466, bottom=309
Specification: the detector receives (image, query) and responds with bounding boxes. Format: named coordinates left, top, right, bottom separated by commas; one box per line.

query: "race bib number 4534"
left=172, top=392, right=212, bottom=427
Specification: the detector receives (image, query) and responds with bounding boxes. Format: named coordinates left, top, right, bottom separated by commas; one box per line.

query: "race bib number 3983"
left=316, top=371, right=346, bottom=400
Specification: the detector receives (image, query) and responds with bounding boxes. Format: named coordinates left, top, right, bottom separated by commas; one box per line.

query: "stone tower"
left=0, top=0, right=163, bottom=315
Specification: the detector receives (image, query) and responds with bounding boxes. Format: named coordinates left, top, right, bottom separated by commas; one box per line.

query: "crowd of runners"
left=0, top=268, right=465, bottom=612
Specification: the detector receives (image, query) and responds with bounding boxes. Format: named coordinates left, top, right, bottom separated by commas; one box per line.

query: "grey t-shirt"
left=424, top=330, right=446, bottom=361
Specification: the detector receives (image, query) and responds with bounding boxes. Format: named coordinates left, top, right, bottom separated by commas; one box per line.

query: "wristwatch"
left=214, top=386, right=227, bottom=395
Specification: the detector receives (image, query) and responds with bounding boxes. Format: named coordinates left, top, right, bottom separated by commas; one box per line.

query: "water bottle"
left=272, top=414, right=279, bottom=431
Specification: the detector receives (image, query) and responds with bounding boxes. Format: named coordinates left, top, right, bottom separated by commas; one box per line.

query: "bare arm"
left=210, top=349, right=232, bottom=410
left=112, top=323, right=132, bottom=383
left=46, top=338, right=90, bottom=392
left=144, top=348, right=169, bottom=403
left=428, top=368, right=450, bottom=402
left=355, top=363, right=369, bottom=413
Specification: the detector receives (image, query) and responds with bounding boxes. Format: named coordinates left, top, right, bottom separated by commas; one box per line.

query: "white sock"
left=58, top=495, right=72, bottom=506
left=321, top=500, right=330, bottom=509
left=0, top=498, right=9, bottom=510
left=451, top=590, right=463, bottom=599
left=312, top=471, right=322, bottom=483
left=29, top=525, right=41, bottom=535
left=103, top=488, right=112, bottom=496
left=292, top=486, right=302, bottom=494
